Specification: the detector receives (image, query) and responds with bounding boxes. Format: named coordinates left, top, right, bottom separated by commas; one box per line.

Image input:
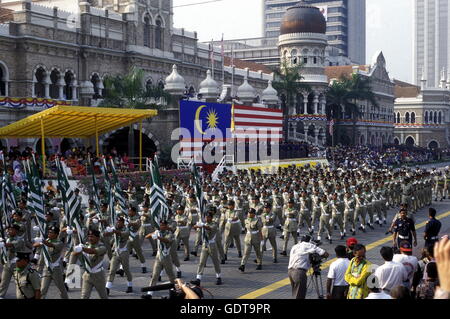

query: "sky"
left=173, top=0, right=413, bottom=83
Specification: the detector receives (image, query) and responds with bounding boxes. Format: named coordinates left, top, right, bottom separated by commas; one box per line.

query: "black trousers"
left=288, top=268, right=308, bottom=299
left=331, top=285, right=348, bottom=299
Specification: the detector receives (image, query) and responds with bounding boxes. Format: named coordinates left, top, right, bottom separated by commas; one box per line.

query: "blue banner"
left=179, top=100, right=232, bottom=138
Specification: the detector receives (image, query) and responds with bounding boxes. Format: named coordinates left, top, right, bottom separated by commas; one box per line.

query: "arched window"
left=439, top=111, right=442, bottom=124
left=291, top=49, right=298, bottom=65
left=34, top=67, right=46, bottom=98
left=434, top=111, right=438, bottom=124
left=0, top=63, right=8, bottom=96
left=411, top=112, right=416, bottom=124
left=396, top=112, right=400, bottom=124
left=405, top=112, right=410, bottom=123
left=424, top=111, right=428, bottom=124
left=64, top=71, right=75, bottom=100
left=49, top=69, right=60, bottom=99
left=158, top=79, right=164, bottom=89
left=91, top=74, right=101, bottom=99
left=155, top=19, right=163, bottom=50
left=143, top=14, right=151, bottom=47
left=145, top=78, right=153, bottom=91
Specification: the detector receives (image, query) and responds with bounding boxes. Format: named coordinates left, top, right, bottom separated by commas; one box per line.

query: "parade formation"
left=0, top=150, right=447, bottom=300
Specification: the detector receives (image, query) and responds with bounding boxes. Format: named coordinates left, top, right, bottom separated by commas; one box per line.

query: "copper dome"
left=280, top=1, right=326, bottom=35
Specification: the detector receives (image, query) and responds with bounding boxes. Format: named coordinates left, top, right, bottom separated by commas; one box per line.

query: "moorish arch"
left=405, top=136, right=415, bottom=147
left=428, top=140, right=439, bottom=150
left=393, top=137, right=400, bottom=145
left=100, top=124, right=160, bottom=157
left=0, top=60, right=9, bottom=96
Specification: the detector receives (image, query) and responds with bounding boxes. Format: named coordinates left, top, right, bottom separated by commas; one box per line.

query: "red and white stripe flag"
left=233, top=105, right=283, bottom=142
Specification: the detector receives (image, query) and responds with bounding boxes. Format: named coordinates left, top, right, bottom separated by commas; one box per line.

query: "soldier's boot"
left=224, top=254, right=227, bottom=261
left=177, top=271, right=182, bottom=278
left=152, top=251, right=157, bottom=257
left=126, top=286, right=133, bottom=293
left=273, top=258, right=278, bottom=263
left=190, top=279, right=201, bottom=286
left=106, top=288, right=110, bottom=296
left=256, top=265, right=262, bottom=270
left=142, top=267, right=147, bottom=274
left=190, top=251, right=197, bottom=257
left=238, top=265, right=245, bottom=272
left=216, top=277, right=222, bottom=285
left=221, top=258, right=226, bottom=264
left=340, top=232, right=344, bottom=240
left=116, top=269, right=125, bottom=277
left=184, top=256, right=190, bottom=261
left=238, top=251, right=242, bottom=258
left=281, top=250, right=287, bottom=256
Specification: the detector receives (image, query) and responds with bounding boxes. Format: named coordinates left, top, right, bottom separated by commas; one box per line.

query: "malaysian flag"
left=232, top=104, right=283, bottom=142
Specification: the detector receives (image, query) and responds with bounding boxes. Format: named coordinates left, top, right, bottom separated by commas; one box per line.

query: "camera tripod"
left=307, top=266, right=325, bottom=299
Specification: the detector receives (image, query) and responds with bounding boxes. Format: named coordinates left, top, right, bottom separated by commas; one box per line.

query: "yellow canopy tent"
left=0, top=105, right=158, bottom=174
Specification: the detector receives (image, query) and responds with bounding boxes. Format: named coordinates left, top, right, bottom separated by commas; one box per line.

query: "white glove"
left=74, top=244, right=83, bottom=253
left=66, top=228, right=73, bottom=235
left=92, top=218, right=99, bottom=224
left=34, top=237, right=43, bottom=244
left=139, top=211, right=144, bottom=216
left=105, top=226, right=112, bottom=233
left=33, top=225, right=40, bottom=232
left=151, top=232, right=158, bottom=240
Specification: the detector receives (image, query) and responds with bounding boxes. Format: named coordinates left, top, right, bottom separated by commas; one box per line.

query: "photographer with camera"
left=288, top=235, right=329, bottom=299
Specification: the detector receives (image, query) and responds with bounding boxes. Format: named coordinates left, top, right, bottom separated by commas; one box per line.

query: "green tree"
left=272, top=59, right=310, bottom=141
left=99, top=66, right=172, bottom=159
left=326, top=73, right=379, bottom=146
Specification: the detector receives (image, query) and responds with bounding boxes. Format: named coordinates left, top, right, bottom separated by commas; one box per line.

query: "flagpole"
left=211, top=38, right=215, bottom=79
left=221, top=33, right=225, bottom=86
left=231, top=48, right=234, bottom=98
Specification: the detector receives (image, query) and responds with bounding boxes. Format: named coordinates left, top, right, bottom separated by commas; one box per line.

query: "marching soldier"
left=239, top=208, right=263, bottom=272
left=343, top=191, right=356, bottom=236
left=299, top=190, right=313, bottom=235
left=281, top=199, right=299, bottom=256
left=192, top=210, right=222, bottom=286
left=74, top=229, right=108, bottom=299
left=174, top=205, right=190, bottom=261
left=33, top=226, right=68, bottom=299
left=187, top=205, right=202, bottom=258
left=0, top=225, right=26, bottom=298
left=105, top=217, right=133, bottom=295
left=13, top=252, right=41, bottom=299
left=127, top=206, right=147, bottom=273
left=318, top=194, right=332, bottom=243
left=363, top=186, right=375, bottom=230
left=272, top=188, right=284, bottom=228
left=330, top=193, right=345, bottom=240
left=311, top=189, right=322, bottom=233
left=142, top=221, right=176, bottom=299
left=223, top=200, right=242, bottom=260
left=138, top=203, right=157, bottom=257
left=261, top=202, right=278, bottom=263
left=354, top=187, right=367, bottom=233
left=434, top=172, right=445, bottom=201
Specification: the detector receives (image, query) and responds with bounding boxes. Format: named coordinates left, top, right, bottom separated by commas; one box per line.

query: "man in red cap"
left=393, top=241, right=418, bottom=289
left=346, top=237, right=358, bottom=260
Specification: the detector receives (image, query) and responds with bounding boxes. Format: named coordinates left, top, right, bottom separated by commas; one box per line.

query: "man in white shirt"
left=288, top=235, right=329, bottom=299
left=393, top=241, right=418, bottom=289
left=365, top=287, right=392, bottom=299
left=374, top=246, right=408, bottom=293
left=326, top=245, right=349, bottom=299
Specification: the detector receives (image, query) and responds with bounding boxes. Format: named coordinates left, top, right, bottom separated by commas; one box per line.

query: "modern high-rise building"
left=263, top=0, right=366, bottom=64
left=413, top=0, right=450, bottom=88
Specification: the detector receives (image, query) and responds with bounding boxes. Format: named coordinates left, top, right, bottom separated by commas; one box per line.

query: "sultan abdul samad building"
left=0, top=0, right=273, bottom=156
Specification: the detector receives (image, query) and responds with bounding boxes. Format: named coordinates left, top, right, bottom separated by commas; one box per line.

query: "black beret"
left=88, top=229, right=101, bottom=237
left=48, top=226, right=60, bottom=234
left=16, top=252, right=30, bottom=261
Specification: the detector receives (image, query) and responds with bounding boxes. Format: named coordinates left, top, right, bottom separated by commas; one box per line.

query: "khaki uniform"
left=13, top=265, right=41, bottom=299
left=311, top=194, right=321, bottom=228
left=330, top=199, right=344, bottom=235
left=261, top=210, right=277, bottom=259
left=148, top=230, right=176, bottom=287
left=364, top=191, right=374, bottom=225
left=196, top=221, right=221, bottom=276
left=354, top=193, right=367, bottom=229
left=187, top=208, right=202, bottom=254
left=80, top=242, right=108, bottom=299
left=272, top=194, right=284, bottom=226
left=107, top=227, right=132, bottom=283
left=241, top=217, right=263, bottom=266
left=318, top=201, right=332, bottom=239
left=175, top=214, right=190, bottom=258
left=299, top=196, right=312, bottom=231
left=343, top=196, right=356, bottom=232
left=0, top=235, right=25, bottom=297
left=40, top=238, right=68, bottom=299
left=282, top=207, right=299, bottom=252
left=139, top=210, right=157, bottom=254
left=212, top=212, right=225, bottom=261
left=127, top=215, right=145, bottom=264
left=435, top=174, right=445, bottom=200
left=223, top=209, right=242, bottom=255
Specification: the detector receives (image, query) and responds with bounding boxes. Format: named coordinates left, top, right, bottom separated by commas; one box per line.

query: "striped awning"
left=0, top=105, right=158, bottom=138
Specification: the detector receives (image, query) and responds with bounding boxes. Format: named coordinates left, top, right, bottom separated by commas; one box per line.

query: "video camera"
left=141, top=281, right=203, bottom=300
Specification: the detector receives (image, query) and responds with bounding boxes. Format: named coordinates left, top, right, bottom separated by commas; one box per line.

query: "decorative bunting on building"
left=0, top=97, right=71, bottom=109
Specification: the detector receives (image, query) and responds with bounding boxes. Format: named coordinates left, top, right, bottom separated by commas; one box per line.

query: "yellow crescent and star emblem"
left=194, top=105, right=219, bottom=134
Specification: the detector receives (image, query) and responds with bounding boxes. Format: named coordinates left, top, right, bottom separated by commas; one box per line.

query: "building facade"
left=0, top=0, right=272, bottom=155
left=413, top=0, right=450, bottom=88
left=394, top=77, right=450, bottom=149
left=263, top=0, right=366, bottom=64
left=325, top=52, right=395, bottom=146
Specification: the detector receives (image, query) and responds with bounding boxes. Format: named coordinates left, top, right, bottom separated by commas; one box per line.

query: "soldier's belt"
left=263, top=225, right=274, bottom=229
left=398, top=235, right=410, bottom=239
left=247, top=231, right=259, bottom=234
left=190, top=214, right=198, bottom=216
left=119, top=247, right=128, bottom=253
left=178, top=226, right=189, bottom=229
left=287, top=218, right=297, bottom=221
left=227, top=220, right=240, bottom=224
left=142, top=223, right=152, bottom=227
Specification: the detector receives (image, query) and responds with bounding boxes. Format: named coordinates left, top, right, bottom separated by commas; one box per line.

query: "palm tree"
left=272, top=59, right=310, bottom=142
left=99, top=66, right=172, bottom=158
left=326, top=73, right=379, bottom=146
